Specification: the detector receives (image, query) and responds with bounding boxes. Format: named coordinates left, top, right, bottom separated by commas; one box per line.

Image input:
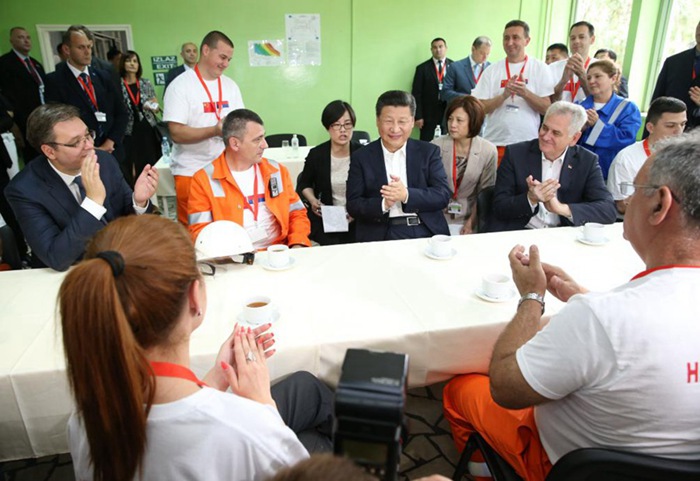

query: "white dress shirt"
left=380, top=141, right=414, bottom=218
left=526, top=148, right=567, bottom=229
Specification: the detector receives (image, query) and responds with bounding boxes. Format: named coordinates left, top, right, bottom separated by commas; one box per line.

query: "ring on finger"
left=245, top=351, right=256, bottom=363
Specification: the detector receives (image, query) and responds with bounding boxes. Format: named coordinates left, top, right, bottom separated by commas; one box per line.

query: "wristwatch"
left=518, top=292, right=545, bottom=314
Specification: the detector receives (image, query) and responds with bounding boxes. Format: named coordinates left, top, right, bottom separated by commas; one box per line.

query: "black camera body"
left=333, top=348, right=409, bottom=480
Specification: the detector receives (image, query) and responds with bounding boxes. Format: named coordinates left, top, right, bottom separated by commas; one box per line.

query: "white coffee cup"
left=482, top=274, right=511, bottom=299
left=268, top=244, right=290, bottom=268
left=429, top=234, right=452, bottom=257
left=242, top=295, right=277, bottom=325
left=583, top=222, right=606, bottom=243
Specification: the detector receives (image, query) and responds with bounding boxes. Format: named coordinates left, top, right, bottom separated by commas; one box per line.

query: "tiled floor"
left=0, top=382, right=460, bottom=481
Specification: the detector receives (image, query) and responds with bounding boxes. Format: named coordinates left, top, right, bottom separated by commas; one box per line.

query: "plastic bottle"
left=291, top=134, right=299, bottom=155
left=161, top=137, right=171, bottom=165
left=434, top=125, right=442, bottom=139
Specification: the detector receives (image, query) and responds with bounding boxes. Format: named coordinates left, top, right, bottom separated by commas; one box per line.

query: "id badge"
left=505, top=103, right=519, bottom=113
left=447, top=200, right=463, bottom=214
left=248, top=225, right=267, bottom=243
left=95, top=111, right=107, bottom=122
left=438, top=82, right=443, bottom=91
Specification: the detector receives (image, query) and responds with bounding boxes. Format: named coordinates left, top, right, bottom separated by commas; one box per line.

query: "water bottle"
left=291, top=134, right=299, bottom=155
left=161, top=137, right=171, bottom=165
left=434, top=125, right=442, bottom=139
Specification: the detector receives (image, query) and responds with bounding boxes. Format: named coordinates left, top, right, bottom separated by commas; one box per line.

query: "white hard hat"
left=195, top=221, right=256, bottom=265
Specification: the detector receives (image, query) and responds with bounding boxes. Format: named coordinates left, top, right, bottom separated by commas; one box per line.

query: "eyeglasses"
left=619, top=182, right=680, bottom=202
left=330, top=121, right=354, bottom=131
left=47, top=130, right=96, bottom=149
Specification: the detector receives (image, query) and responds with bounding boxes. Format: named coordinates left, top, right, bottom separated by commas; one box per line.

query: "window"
left=660, top=0, right=698, bottom=61
left=574, top=0, right=634, bottom=65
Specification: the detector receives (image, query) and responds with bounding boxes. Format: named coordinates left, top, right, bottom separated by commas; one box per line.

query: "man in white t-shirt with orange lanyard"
left=550, top=21, right=597, bottom=104
left=187, top=109, right=310, bottom=249
left=163, top=30, right=244, bottom=225
left=607, top=96, right=687, bottom=215
left=471, top=20, right=554, bottom=165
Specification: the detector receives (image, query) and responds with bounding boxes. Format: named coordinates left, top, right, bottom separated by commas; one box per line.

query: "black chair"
left=476, top=185, right=495, bottom=233
left=351, top=130, right=370, bottom=144
left=454, top=433, right=700, bottom=481
left=0, top=224, right=22, bottom=270
left=265, top=134, right=307, bottom=148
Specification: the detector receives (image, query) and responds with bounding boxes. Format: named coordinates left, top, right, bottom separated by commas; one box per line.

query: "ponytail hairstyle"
left=59, top=215, right=200, bottom=481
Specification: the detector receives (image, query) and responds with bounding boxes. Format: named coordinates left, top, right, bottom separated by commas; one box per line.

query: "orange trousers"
left=443, top=374, right=552, bottom=481
left=174, top=175, right=192, bottom=226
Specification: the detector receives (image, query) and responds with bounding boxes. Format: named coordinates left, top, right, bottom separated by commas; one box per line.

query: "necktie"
left=73, top=176, right=86, bottom=203
left=24, top=58, right=41, bottom=85
left=437, top=60, right=443, bottom=75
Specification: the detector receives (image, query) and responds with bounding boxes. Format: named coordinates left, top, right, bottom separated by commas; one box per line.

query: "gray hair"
left=544, top=101, right=587, bottom=136
left=26, top=103, right=81, bottom=149
left=222, top=108, right=264, bottom=145
left=473, top=36, right=492, bottom=48
left=647, top=130, right=700, bottom=229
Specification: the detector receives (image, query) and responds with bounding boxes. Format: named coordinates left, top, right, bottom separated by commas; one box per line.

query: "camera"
left=333, top=348, right=409, bottom=480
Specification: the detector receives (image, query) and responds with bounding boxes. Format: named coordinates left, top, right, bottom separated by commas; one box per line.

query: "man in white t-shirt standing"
left=607, top=96, right=687, bottom=215
left=187, top=109, right=310, bottom=249
left=443, top=131, right=700, bottom=480
left=163, top=30, right=244, bottom=225
left=550, top=21, right=596, bottom=104
left=472, top=20, right=554, bottom=165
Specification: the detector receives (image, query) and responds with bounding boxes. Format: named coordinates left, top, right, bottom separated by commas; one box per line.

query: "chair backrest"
left=265, top=134, right=308, bottom=148
left=546, top=448, right=700, bottom=481
left=476, top=185, right=495, bottom=233
left=351, top=130, right=371, bottom=144
left=0, top=224, right=22, bottom=270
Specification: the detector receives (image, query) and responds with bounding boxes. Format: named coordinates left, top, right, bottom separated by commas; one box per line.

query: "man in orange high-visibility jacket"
left=187, top=108, right=310, bottom=249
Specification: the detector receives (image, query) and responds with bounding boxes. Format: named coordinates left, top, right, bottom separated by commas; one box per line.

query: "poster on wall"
left=248, top=40, right=285, bottom=67
left=285, top=13, right=321, bottom=66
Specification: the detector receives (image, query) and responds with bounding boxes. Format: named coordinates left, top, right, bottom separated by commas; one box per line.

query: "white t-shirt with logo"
left=231, top=164, right=281, bottom=250
left=163, top=69, right=244, bottom=176
left=516, top=267, right=700, bottom=464
left=472, top=57, right=554, bottom=146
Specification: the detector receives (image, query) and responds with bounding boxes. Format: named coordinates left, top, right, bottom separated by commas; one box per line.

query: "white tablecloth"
left=0, top=223, right=643, bottom=460
left=155, top=146, right=312, bottom=198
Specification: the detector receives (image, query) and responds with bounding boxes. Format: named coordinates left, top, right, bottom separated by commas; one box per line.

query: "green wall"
left=10, top=0, right=666, bottom=147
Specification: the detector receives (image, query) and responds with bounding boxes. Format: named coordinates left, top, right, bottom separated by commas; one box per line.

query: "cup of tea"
left=268, top=244, right=290, bottom=268
left=242, top=295, right=276, bottom=325
left=429, top=234, right=452, bottom=258
left=482, top=274, right=511, bottom=300
left=583, top=222, right=606, bottom=243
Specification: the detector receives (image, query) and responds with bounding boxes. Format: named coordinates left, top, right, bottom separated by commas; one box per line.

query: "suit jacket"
left=441, top=57, right=491, bottom=104
left=4, top=150, right=151, bottom=271
left=491, top=139, right=616, bottom=232
left=346, top=139, right=451, bottom=242
left=0, top=51, right=46, bottom=136
left=411, top=57, right=454, bottom=124
left=652, top=47, right=700, bottom=129
left=45, top=62, right=128, bottom=148
left=164, top=65, right=186, bottom=91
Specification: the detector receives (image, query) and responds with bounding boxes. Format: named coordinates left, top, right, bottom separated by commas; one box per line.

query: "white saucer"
left=260, top=257, right=296, bottom=271
left=474, top=287, right=517, bottom=303
left=424, top=247, right=457, bottom=260
left=576, top=235, right=610, bottom=246
left=236, top=309, right=281, bottom=325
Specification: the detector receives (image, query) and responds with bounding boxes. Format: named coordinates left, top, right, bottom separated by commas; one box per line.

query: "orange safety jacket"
left=187, top=152, right=311, bottom=247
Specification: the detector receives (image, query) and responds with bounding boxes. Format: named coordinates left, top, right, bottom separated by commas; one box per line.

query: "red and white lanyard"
left=76, top=73, right=99, bottom=110
left=242, top=165, right=261, bottom=221
left=505, top=56, right=528, bottom=99
left=565, top=57, right=591, bottom=100
left=123, top=78, right=140, bottom=106
left=642, top=138, right=651, bottom=158
left=195, top=64, right=223, bottom=120
left=150, top=361, right=208, bottom=387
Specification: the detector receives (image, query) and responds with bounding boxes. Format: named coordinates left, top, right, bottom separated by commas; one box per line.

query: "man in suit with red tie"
left=412, top=38, right=453, bottom=141
left=0, top=27, right=47, bottom=162
left=45, top=25, right=128, bottom=171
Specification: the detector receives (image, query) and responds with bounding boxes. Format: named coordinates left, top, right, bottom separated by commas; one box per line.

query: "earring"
left=196, top=311, right=202, bottom=317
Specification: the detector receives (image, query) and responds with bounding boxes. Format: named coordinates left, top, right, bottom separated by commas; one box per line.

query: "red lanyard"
left=76, top=73, right=99, bottom=110
left=631, top=264, right=700, bottom=281
left=565, top=57, right=591, bottom=100
left=643, top=138, right=651, bottom=157
left=242, top=165, right=261, bottom=221
left=473, top=63, right=484, bottom=84
left=505, top=56, right=528, bottom=99
left=435, top=60, right=446, bottom=82
left=123, top=78, right=140, bottom=106
left=195, top=64, right=223, bottom=120
left=150, top=361, right=208, bottom=387
left=452, top=142, right=470, bottom=199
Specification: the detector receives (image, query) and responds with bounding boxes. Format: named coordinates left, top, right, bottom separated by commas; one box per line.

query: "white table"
left=154, top=146, right=312, bottom=217
left=0, top=224, right=643, bottom=461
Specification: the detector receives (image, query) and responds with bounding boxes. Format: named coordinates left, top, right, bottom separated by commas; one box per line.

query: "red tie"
left=24, top=58, right=41, bottom=85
